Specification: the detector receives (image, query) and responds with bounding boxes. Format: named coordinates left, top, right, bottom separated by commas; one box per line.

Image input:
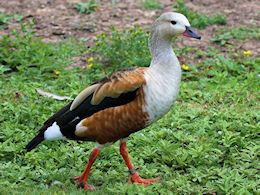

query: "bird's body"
left=74, top=67, right=148, bottom=143
left=25, top=12, right=200, bottom=191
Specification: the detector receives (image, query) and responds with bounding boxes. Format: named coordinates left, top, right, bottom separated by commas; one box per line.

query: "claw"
left=83, top=184, right=95, bottom=191
left=73, top=176, right=95, bottom=191
left=129, top=172, right=160, bottom=186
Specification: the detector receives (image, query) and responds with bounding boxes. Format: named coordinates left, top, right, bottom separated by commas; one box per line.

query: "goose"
left=25, top=12, right=201, bottom=191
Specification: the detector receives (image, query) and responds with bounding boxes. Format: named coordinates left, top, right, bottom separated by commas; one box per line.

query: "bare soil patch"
left=0, top=0, right=259, bottom=63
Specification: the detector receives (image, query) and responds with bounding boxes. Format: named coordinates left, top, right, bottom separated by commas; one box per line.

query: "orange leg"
left=74, top=147, right=100, bottom=191
left=120, top=139, right=160, bottom=185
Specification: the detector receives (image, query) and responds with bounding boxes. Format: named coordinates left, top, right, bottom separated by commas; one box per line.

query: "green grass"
left=142, top=0, right=162, bottom=10
left=212, top=26, right=260, bottom=45
left=0, top=12, right=23, bottom=29
left=174, top=0, right=226, bottom=29
left=74, top=0, right=97, bottom=14
left=0, top=21, right=259, bottom=194
left=90, top=27, right=150, bottom=71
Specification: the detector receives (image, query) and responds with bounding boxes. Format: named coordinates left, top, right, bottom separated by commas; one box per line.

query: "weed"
left=212, top=26, right=260, bottom=45
left=0, top=22, right=86, bottom=75
left=0, top=22, right=52, bottom=72
left=142, top=0, right=162, bottom=10
left=0, top=12, right=23, bottom=29
left=174, top=0, right=226, bottom=29
left=90, top=27, right=151, bottom=71
left=74, top=0, right=97, bottom=14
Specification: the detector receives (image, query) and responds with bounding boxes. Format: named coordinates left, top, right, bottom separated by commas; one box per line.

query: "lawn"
left=0, top=3, right=259, bottom=194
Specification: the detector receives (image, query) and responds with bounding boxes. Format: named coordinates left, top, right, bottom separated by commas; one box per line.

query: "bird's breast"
left=143, top=67, right=181, bottom=123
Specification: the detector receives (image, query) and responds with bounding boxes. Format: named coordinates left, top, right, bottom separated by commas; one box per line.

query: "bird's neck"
left=143, top=31, right=182, bottom=123
left=149, top=31, right=180, bottom=73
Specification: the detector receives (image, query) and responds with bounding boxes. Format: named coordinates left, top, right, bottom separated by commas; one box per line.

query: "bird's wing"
left=34, top=67, right=146, bottom=138
left=70, top=67, right=146, bottom=112
left=54, top=67, right=146, bottom=140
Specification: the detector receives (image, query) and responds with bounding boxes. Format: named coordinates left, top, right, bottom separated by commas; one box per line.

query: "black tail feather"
left=25, top=132, right=44, bottom=152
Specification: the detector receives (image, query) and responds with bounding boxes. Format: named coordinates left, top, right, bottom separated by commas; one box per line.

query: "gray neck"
left=149, top=29, right=180, bottom=70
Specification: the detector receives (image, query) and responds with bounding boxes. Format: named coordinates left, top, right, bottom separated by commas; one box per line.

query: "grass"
left=142, top=0, right=162, bottom=10
left=174, top=0, right=226, bottom=29
left=90, top=27, right=150, bottom=71
left=0, top=12, right=23, bottom=29
left=212, top=26, right=260, bottom=45
left=74, top=0, right=97, bottom=14
left=0, top=14, right=259, bottom=195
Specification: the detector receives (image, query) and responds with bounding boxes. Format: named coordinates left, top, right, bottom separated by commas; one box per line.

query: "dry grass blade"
left=36, top=88, right=72, bottom=101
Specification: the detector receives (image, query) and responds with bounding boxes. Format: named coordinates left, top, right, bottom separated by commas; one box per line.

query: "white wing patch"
left=44, top=122, right=64, bottom=140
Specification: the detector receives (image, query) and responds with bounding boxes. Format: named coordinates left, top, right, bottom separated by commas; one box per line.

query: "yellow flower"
left=181, top=64, right=189, bottom=71
left=243, top=50, right=252, bottom=55
left=54, top=70, right=60, bottom=75
left=87, top=63, right=93, bottom=69
left=87, top=57, right=94, bottom=63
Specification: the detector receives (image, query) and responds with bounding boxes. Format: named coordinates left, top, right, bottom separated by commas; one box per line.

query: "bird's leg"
left=74, top=146, right=100, bottom=191
left=120, top=139, right=160, bottom=185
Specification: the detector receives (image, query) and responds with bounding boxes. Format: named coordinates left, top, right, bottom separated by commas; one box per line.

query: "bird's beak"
left=183, top=26, right=201, bottom=40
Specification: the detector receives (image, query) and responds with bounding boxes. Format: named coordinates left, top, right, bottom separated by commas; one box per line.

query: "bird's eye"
left=171, top=21, right=177, bottom=25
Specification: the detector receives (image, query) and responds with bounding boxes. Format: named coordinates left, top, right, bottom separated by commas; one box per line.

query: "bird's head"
left=152, top=12, right=201, bottom=40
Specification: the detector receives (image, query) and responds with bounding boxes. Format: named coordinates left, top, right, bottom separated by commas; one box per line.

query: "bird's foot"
left=128, top=172, right=160, bottom=186
left=73, top=176, right=95, bottom=191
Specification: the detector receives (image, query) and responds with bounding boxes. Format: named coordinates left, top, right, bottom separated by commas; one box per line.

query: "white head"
left=151, top=12, right=201, bottom=40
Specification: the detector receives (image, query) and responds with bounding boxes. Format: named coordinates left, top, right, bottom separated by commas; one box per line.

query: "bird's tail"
left=25, top=121, right=65, bottom=152
left=25, top=132, right=45, bottom=152
left=25, top=102, right=72, bottom=152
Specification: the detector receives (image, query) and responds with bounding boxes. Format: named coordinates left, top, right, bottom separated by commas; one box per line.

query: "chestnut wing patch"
left=70, top=67, right=145, bottom=111
left=91, top=68, right=145, bottom=105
